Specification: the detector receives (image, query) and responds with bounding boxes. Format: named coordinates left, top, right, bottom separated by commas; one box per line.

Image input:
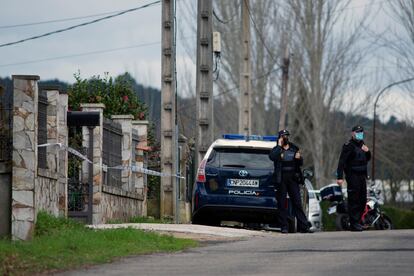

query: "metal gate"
left=67, top=111, right=100, bottom=224
left=0, top=86, right=12, bottom=237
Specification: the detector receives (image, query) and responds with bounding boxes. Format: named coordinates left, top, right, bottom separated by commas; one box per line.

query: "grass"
left=382, top=205, right=414, bottom=229
left=320, top=201, right=414, bottom=231
left=0, top=212, right=197, bottom=275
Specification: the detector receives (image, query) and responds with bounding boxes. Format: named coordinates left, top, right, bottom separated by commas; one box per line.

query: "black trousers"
left=276, top=172, right=309, bottom=231
left=345, top=173, right=367, bottom=226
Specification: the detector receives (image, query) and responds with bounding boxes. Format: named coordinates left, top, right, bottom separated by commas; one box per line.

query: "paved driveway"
left=62, top=229, right=414, bottom=276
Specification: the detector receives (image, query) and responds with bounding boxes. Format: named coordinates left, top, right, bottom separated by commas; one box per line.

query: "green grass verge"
left=0, top=212, right=197, bottom=275
left=320, top=201, right=337, bottom=231
left=320, top=201, right=414, bottom=231
left=382, top=206, right=414, bottom=229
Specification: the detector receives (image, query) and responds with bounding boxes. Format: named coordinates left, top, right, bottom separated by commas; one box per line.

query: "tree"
left=286, top=0, right=371, bottom=186
left=68, top=72, right=148, bottom=120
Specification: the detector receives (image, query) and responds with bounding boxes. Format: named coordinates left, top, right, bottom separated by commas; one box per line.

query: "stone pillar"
left=45, top=87, right=58, bottom=173
left=111, top=115, right=134, bottom=192
left=132, top=120, right=149, bottom=216
left=57, top=88, right=68, bottom=217
left=11, top=75, right=39, bottom=240
left=81, top=103, right=105, bottom=225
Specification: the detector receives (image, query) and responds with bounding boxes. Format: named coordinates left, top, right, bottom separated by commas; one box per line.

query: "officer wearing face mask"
left=336, top=125, right=371, bottom=231
left=269, top=129, right=312, bottom=234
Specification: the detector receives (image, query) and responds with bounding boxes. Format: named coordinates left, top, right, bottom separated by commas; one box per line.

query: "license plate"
left=227, top=179, right=259, bottom=187
left=328, top=206, right=337, bottom=215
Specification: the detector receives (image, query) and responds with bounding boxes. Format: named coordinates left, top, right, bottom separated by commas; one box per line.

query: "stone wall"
left=101, top=185, right=143, bottom=222
left=35, top=169, right=59, bottom=217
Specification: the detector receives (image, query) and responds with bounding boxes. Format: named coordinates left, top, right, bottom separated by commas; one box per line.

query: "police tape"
left=37, top=143, right=184, bottom=179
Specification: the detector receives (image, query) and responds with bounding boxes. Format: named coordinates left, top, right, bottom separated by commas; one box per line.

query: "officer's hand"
left=278, top=137, right=284, bottom=146
left=361, top=144, right=369, bottom=152
left=337, top=179, right=344, bottom=186
left=295, top=151, right=301, bottom=159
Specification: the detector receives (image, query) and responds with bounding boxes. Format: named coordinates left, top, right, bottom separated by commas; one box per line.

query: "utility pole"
left=278, top=46, right=290, bottom=130
left=239, top=0, right=251, bottom=136
left=195, top=0, right=214, bottom=168
left=160, top=0, right=177, bottom=220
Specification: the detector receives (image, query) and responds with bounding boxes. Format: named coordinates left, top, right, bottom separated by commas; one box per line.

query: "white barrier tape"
left=37, top=143, right=184, bottom=179
left=108, top=165, right=185, bottom=179
left=38, top=142, right=63, bottom=148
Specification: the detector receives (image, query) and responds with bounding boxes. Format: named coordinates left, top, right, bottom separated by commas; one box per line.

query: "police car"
left=192, top=134, right=298, bottom=232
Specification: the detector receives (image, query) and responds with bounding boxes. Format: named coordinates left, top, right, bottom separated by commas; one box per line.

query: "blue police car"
left=192, top=134, right=298, bottom=232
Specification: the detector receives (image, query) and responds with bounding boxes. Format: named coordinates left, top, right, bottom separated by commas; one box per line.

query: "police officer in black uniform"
left=336, top=125, right=371, bottom=231
left=269, top=129, right=312, bottom=234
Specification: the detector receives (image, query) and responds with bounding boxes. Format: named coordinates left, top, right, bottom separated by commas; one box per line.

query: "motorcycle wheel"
left=335, top=213, right=349, bottom=231
left=374, top=214, right=394, bottom=230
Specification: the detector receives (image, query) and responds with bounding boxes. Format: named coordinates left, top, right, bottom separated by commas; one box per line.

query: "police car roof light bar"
left=222, top=134, right=277, bottom=142
left=262, top=136, right=277, bottom=142
left=222, top=134, right=245, bottom=140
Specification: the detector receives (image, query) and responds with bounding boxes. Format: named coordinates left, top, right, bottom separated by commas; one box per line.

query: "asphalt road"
left=62, top=230, right=414, bottom=276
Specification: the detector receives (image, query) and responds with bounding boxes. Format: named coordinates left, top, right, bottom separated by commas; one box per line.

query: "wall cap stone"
left=111, top=115, right=134, bottom=120
left=131, top=120, right=149, bottom=125
left=80, top=103, right=105, bottom=109
left=39, top=85, right=67, bottom=94
left=12, top=75, right=40, bottom=80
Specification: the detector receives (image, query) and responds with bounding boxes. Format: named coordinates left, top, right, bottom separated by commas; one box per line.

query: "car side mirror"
left=303, top=169, right=314, bottom=180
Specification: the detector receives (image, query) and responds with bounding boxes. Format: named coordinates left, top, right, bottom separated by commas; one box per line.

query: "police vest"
left=281, top=147, right=296, bottom=171
left=349, top=144, right=367, bottom=172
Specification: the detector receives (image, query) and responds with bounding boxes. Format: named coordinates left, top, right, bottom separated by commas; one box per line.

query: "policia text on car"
left=336, top=125, right=371, bottom=232
left=269, top=129, right=313, bottom=234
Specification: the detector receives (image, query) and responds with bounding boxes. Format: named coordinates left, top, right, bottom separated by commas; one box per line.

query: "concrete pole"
left=160, top=0, right=177, bottom=220
left=195, top=0, right=214, bottom=168
left=239, top=0, right=251, bottom=136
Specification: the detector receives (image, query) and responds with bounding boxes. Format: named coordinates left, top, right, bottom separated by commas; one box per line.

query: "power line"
left=244, top=1, right=279, bottom=66
left=213, top=9, right=238, bottom=24
left=178, top=66, right=281, bottom=112
left=0, top=0, right=161, bottom=48
left=0, top=9, right=129, bottom=29
left=0, top=36, right=194, bottom=67
left=0, top=41, right=160, bottom=67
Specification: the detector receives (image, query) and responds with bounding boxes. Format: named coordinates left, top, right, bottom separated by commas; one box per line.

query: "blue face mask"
left=355, top=132, right=364, bottom=141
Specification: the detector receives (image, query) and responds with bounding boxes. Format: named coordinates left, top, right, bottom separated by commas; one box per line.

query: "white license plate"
left=328, top=206, right=337, bottom=215
left=227, top=179, right=259, bottom=187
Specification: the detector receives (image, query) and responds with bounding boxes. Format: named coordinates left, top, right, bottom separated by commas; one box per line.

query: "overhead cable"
left=0, top=0, right=161, bottom=48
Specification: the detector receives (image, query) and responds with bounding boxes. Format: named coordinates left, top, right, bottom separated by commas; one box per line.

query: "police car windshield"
left=208, top=148, right=273, bottom=170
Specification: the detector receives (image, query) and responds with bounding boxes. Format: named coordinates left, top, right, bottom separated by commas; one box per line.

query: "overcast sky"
left=0, top=0, right=413, bottom=123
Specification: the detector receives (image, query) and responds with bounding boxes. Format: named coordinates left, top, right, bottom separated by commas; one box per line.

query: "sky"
left=0, top=0, right=413, bottom=123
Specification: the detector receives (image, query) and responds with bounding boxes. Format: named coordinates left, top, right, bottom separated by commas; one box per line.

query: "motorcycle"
left=321, top=182, right=393, bottom=231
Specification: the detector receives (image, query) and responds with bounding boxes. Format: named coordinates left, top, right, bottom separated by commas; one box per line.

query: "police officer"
left=269, top=129, right=312, bottom=234
left=336, top=125, right=371, bottom=231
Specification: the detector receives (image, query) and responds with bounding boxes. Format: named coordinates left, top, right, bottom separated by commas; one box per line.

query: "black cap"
left=352, top=125, right=364, bottom=132
left=278, top=129, right=290, bottom=137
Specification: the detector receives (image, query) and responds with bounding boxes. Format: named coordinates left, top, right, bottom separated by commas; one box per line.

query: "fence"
left=103, top=118, right=123, bottom=188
